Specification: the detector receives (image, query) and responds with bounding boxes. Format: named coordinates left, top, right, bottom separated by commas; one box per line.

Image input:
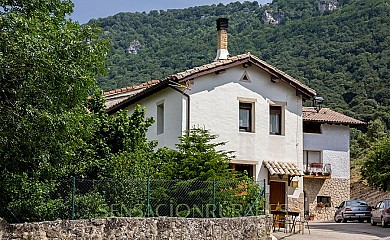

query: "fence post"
left=146, top=177, right=151, bottom=217
left=71, top=176, right=75, bottom=220
left=212, top=180, right=216, bottom=218
left=263, top=179, right=266, bottom=216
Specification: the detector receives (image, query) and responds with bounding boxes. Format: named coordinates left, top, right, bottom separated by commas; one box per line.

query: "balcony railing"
left=303, top=163, right=331, bottom=178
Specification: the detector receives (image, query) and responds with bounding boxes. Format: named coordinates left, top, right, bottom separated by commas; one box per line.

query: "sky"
left=70, top=0, right=271, bottom=23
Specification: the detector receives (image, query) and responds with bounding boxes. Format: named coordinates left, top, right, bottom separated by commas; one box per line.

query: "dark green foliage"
left=171, top=128, right=234, bottom=181
left=361, top=137, right=390, bottom=191
left=351, top=119, right=389, bottom=190
left=93, top=0, right=389, bottom=128
left=0, top=0, right=109, bottom=223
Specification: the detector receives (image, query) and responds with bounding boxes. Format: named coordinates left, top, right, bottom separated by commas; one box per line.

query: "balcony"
left=303, top=163, right=331, bottom=179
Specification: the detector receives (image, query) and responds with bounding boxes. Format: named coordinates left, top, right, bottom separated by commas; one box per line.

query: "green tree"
left=0, top=0, right=108, bottom=179
left=160, top=128, right=234, bottom=181
left=80, top=91, right=156, bottom=179
left=0, top=0, right=108, bottom=222
left=360, top=138, right=390, bottom=191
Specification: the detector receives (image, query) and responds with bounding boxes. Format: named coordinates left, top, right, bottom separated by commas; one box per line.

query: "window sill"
left=269, top=133, right=284, bottom=136
left=239, top=131, right=255, bottom=134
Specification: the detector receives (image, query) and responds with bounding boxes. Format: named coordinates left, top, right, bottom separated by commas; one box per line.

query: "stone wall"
left=304, top=178, right=350, bottom=221
left=288, top=192, right=304, bottom=212
left=0, top=216, right=270, bottom=240
left=351, top=182, right=390, bottom=207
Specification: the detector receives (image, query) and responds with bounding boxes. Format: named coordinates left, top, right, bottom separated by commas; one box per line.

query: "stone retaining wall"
left=0, top=216, right=270, bottom=240
left=351, top=182, right=390, bottom=207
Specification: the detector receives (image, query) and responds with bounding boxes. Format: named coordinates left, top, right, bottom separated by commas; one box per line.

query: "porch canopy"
left=263, top=160, right=303, bottom=177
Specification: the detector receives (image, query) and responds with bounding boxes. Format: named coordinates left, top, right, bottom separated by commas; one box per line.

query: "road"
left=273, top=221, right=390, bottom=240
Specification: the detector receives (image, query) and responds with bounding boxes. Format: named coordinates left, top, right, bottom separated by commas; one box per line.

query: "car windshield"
left=347, top=200, right=368, bottom=207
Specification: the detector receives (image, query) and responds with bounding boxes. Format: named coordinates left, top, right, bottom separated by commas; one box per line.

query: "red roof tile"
left=102, top=80, right=160, bottom=97
left=303, top=107, right=365, bottom=125
left=105, top=53, right=317, bottom=112
left=163, top=53, right=316, bottom=97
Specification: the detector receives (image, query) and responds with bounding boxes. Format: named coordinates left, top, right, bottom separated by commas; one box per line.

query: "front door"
left=270, top=181, right=286, bottom=210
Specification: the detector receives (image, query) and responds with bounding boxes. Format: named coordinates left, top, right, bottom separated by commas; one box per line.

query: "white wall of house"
left=123, top=64, right=305, bottom=200
left=124, top=87, right=185, bottom=149
left=187, top=65, right=304, bottom=198
left=303, top=124, right=350, bottom=179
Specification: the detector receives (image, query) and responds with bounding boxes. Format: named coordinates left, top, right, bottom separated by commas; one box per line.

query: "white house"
left=302, top=107, right=364, bottom=220
left=104, top=18, right=364, bottom=213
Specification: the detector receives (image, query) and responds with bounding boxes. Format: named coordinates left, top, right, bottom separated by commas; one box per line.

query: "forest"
left=90, top=0, right=390, bottom=129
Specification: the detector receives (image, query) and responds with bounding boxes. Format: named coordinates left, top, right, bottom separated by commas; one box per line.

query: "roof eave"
left=106, top=80, right=170, bottom=114
left=303, top=119, right=366, bottom=127
left=175, top=56, right=316, bottom=100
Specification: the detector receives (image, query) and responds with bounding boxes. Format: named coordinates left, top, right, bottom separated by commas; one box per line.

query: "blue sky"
left=70, top=0, right=271, bottom=23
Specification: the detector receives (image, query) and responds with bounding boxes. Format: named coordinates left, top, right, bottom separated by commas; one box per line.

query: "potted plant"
left=316, top=202, right=326, bottom=208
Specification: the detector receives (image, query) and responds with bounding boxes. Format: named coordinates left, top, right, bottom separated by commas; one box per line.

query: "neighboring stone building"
left=104, top=18, right=364, bottom=217
left=302, top=107, right=364, bottom=220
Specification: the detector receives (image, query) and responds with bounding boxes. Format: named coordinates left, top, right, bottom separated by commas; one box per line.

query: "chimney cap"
left=216, top=18, right=229, bottom=30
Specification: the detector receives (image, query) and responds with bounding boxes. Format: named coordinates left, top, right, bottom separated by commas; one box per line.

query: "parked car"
left=334, top=200, right=372, bottom=223
left=370, top=199, right=390, bottom=227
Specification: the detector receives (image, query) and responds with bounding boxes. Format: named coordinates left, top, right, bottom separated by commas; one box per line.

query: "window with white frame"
left=269, top=105, right=282, bottom=135
left=239, top=102, right=254, bottom=132
left=303, top=150, right=322, bottom=169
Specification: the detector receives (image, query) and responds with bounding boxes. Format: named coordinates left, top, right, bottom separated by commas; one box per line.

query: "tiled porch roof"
left=263, top=160, right=303, bottom=177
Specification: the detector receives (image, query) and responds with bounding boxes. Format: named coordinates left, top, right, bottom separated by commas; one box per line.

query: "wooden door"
left=270, top=181, right=286, bottom=210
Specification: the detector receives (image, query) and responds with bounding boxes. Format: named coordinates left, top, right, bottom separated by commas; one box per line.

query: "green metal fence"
left=1, top=178, right=266, bottom=223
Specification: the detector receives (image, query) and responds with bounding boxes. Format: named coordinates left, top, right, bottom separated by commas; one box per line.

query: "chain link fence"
left=1, top=178, right=266, bottom=223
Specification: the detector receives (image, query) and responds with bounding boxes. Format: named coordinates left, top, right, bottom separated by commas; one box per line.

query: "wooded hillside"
left=90, top=0, right=389, bottom=128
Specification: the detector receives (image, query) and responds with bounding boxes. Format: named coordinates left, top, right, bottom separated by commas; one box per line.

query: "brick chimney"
left=215, top=18, right=229, bottom=61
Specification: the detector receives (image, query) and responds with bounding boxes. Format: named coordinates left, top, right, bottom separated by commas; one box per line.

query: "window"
left=239, top=102, right=253, bottom=132
left=303, top=122, right=322, bottom=133
left=303, top=151, right=321, bottom=169
left=230, top=163, right=254, bottom=178
left=317, top=196, right=331, bottom=207
left=269, top=106, right=282, bottom=135
left=157, top=102, right=164, bottom=135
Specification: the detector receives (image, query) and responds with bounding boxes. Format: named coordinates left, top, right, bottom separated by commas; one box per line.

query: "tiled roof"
left=302, top=107, right=365, bottom=125
left=164, top=53, right=316, bottom=97
left=103, top=80, right=160, bottom=109
left=263, top=160, right=303, bottom=176
left=105, top=53, right=317, bottom=112
left=103, top=80, right=160, bottom=97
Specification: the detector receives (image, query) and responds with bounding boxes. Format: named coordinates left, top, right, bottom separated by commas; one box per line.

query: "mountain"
left=90, top=0, right=390, bottom=128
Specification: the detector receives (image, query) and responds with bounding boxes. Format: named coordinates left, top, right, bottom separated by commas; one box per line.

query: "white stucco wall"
left=303, top=124, right=350, bottom=179
left=123, top=64, right=306, bottom=201
left=124, top=87, right=185, bottom=149
left=187, top=65, right=304, bottom=198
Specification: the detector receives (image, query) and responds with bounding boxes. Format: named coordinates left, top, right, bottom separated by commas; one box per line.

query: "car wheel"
left=358, top=219, right=364, bottom=223
left=342, top=214, right=347, bottom=223
left=381, top=217, right=388, bottom=228
left=371, top=218, right=377, bottom=226
left=334, top=215, right=341, bottom=223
